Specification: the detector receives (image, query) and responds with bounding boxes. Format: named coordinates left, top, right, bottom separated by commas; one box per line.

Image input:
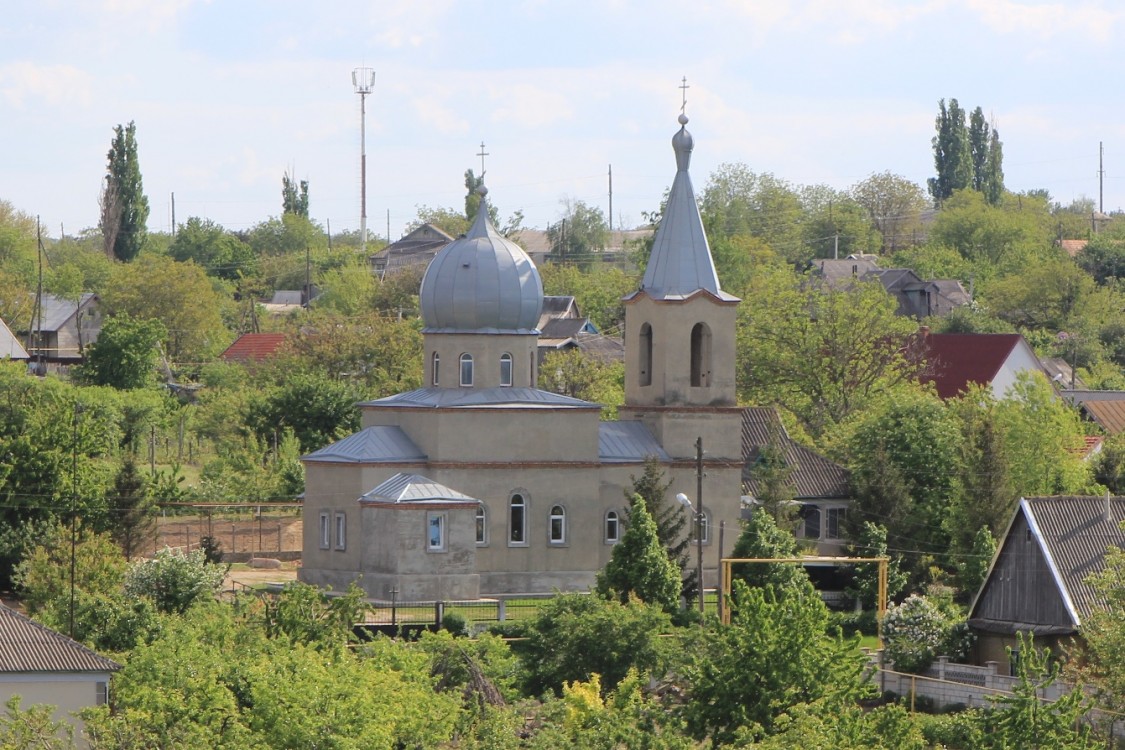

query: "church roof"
left=639, top=115, right=737, bottom=302
left=360, top=473, right=479, bottom=505
left=360, top=386, right=598, bottom=410
left=419, top=188, right=543, bottom=333
left=302, top=426, right=427, bottom=464
left=598, top=421, right=669, bottom=463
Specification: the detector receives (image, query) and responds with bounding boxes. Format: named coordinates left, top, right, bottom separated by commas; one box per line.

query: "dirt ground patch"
left=152, top=511, right=303, bottom=558
left=224, top=563, right=300, bottom=591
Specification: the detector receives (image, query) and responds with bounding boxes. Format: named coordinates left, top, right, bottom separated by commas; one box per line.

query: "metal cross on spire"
left=680, top=76, right=690, bottom=115
left=477, top=141, right=489, bottom=179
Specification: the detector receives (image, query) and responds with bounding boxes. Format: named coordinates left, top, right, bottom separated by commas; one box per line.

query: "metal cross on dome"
left=680, top=76, right=690, bottom=115
left=477, top=141, right=489, bottom=178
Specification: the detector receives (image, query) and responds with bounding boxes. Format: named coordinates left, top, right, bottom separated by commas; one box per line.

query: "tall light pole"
left=676, top=437, right=706, bottom=616
left=352, top=67, right=375, bottom=255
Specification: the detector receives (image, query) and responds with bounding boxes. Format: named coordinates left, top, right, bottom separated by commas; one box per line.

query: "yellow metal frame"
left=720, top=556, right=888, bottom=647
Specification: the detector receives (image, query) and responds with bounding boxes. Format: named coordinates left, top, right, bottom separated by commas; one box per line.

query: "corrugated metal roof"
left=362, top=386, right=598, bottom=410
left=0, top=604, right=119, bottom=674
left=37, top=293, right=96, bottom=332
left=360, top=473, right=478, bottom=504
left=741, top=407, right=850, bottom=499
left=599, top=421, right=669, bottom=462
left=0, top=319, right=28, bottom=360
left=1082, top=400, right=1125, bottom=435
left=220, top=333, right=287, bottom=362
left=1023, top=496, right=1125, bottom=625
left=303, top=426, right=427, bottom=463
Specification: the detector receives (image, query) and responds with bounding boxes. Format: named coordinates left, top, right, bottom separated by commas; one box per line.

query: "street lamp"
left=676, top=492, right=705, bottom=616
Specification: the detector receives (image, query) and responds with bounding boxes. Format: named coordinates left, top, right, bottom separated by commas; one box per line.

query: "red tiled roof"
left=220, top=333, right=287, bottom=362
left=1060, top=239, right=1088, bottom=257
left=921, top=333, right=1024, bottom=399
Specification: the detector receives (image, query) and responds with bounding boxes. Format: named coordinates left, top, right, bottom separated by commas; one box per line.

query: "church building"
left=300, top=112, right=745, bottom=600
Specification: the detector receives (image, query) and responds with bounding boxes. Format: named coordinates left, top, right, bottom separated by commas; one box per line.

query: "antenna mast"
left=352, top=67, right=375, bottom=255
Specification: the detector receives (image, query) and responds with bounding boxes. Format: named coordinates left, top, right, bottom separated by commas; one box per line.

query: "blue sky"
left=4, top=1, right=1125, bottom=241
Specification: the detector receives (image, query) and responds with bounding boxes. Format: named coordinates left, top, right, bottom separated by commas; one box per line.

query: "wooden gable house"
left=968, top=495, right=1125, bottom=671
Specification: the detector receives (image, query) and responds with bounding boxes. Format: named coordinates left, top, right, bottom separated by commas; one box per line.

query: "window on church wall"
left=334, top=512, right=346, bottom=550
left=475, top=504, right=488, bottom=545
left=530, top=351, right=536, bottom=385
left=500, top=353, right=513, bottom=387
left=549, top=505, right=566, bottom=544
left=432, top=352, right=440, bottom=386
left=509, top=493, right=527, bottom=545
left=639, top=323, right=653, bottom=386
left=690, top=322, right=711, bottom=387
left=319, top=512, right=330, bottom=550
left=427, top=512, right=447, bottom=552
left=604, top=510, right=620, bottom=544
left=460, top=353, right=473, bottom=387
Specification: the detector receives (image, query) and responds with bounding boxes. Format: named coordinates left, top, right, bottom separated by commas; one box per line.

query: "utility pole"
left=352, top=67, right=375, bottom=255
left=695, top=436, right=705, bottom=616
left=1098, top=141, right=1105, bottom=215
left=608, top=164, right=613, bottom=233
left=305, top=244, right=311, bottom=308
left=171, top=192, right=176, bottom=236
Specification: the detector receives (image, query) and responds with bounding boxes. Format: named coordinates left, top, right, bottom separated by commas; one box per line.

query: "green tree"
left=1077, top=236, right=1125, bottom=285
left=700, top=163, right=805, bottom=262
left=538, top=348, right=623, bottom=419
left=538, top=262, right=635, bottom=333
left=101, top=121, right=149, bottom=262
left=625, top=458, right=692, bottom=602
left=596, top=495, right=682, bottom=612
left=1093, top=434, right=1125, bottom=493
left=846, top=522, right=908, bottom=610
left=168, top=217, right=256, bottom=281
left=13, top=522, right=126, bottom=615
left=246, top=371, right=359, bottom=454
left=281, top=171, right=309, bottom=218
left=882, top=594, right=971, bottom=673
left=746, top=422, right=797, bottom=529
left=122, top=547, right=225, bottom=614
left=108, top=455, right=155, bottom=561
left=77, top=313, right=166, bottom=390
left=682, top=581, right=872, bottom=744
left=849, top=171, right=928, bottom=254
left=730, top=510, right=812, bottom=595
left=984, top=128, right=1005, bottom=205
left=0, top=696, right=74, bottom=750
left=928, top=99, right=972, bottom=206
left=1077, top=545, right=1125, bottom=717
left=547, top=199, right=609, bottom=264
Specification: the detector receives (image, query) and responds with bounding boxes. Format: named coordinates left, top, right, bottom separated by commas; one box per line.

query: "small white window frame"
left=334, top=512, right=346, bottom=550
left=319, top=512, right=330, bottom=550
left=427, top=511, right=447, bottom=552
left=548, top=504, right=566, bottom=545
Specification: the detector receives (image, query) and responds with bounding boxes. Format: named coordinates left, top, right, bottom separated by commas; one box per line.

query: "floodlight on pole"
left=352, top=67, right=375, bottom=255
left=676, top=490, right=705, bottom=616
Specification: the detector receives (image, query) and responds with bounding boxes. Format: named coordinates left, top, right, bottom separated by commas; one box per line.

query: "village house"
left=19, top=293, right=102, bottom=373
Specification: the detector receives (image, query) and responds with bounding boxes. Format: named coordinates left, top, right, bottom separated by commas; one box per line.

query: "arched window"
left=475, top=504, right=488, bottom=545
left=509, top=493, right=527, bottom=545
left=500, top=353, right=513, bottom=387
left=431, top=352, right=440, bottom=386
left=548, top=505, right=566, bottom=544
left=604, top=510, right=620, bottom=544
left=690, top=322, right=712, bottom=387
left=459, top=353, right=474, bottom=387
left=639, top=323, right=653, bottom=387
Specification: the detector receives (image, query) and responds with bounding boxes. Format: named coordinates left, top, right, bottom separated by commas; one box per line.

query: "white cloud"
left=714, top=0, right=947, bottom=44
left=488, top=83, right=575, bottom=129
left=960, top=0, right=1124, bottom=43
left=99, top=0, right=204, bottom=33
left=0, top=62, right=94, bottom=109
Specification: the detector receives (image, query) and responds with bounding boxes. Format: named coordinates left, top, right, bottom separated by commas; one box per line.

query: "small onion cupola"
left=420, top=186, right=543, bottom=334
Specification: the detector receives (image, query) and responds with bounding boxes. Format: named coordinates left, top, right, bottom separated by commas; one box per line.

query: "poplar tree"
left=969, top=107, right=991, bottom=193
left=101, top=121, right=149, bottom=262
left=281, top=172, right=309, bottom=218
left=927, top=99, right=972, bottom=206
left=984, top=128, right=1005, bottom=205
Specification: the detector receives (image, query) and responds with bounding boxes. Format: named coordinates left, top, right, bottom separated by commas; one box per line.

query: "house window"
left=432, top=352, right=440, bottom=386
left=802, top=505, right=822, bottom=540
left=427, top=512, right=447, bottom=552
left=509, top=493, right=527, bottom=545
left=605, top=510, right=620, bottom=543
left=319, top=512, right=330, bottom=550
left=549, top=505, right=566, bottom=544
left=460, top=353, right=473, bottom=386
left=334, top=512, right=346, bottom=550
left=690, top=322, right=711, bottom=387
left=500, top=353, right=513, bottom=387
left=689, top=510, right=711, bottom=545
left=475, top=504, right=488, bottom=546
left=639, top=323, right=653, bottom=387
left=825, top=507, right=846, bottom=540
left=96, top=681, right=108, bottom=706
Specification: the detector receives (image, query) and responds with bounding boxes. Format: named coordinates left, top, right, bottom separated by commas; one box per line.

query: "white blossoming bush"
left=123, top=547, right=226, bottom=614
left=881, top=594, right=947, bottom=673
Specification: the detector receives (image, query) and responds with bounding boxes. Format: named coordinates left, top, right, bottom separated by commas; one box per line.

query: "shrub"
left=882, top=594, right=974, bottom=673
left=123, top=547, right=226, bottom=614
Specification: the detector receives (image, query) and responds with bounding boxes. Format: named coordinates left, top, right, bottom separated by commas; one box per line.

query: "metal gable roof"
left=0, top=318, right=28, bottom=360
left=599, top=421, right=669, bottom=463
left=0, top=604, right=119, bottom=674
left=37, top=293, right=96, bottom=332
left=302, top=426, right=427, bottom=464
left=360, top=473, right=478, bottom=504
left=362, top=386, right=598, bottom=410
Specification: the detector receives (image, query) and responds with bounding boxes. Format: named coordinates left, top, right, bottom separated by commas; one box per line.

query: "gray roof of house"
left=360, top=473, right=478, bottom=504
left=639, top=116, right=737, bottom=302
left=302, top=426, right=427, bottom=464
left=270, top=290, right=304, bottom=306
left=38, top=293, right=96, bottom=332
left=599, top=421, right=670, bottom=463
left=0, top=319, right=28, bottom=360
left=419, top=190, right=544, bottom=334
left=361, top=386, right=598, bottom=410
left=983, top=496, right=1125, bottom=626
left=741, top=407, right=850, bottom=500
left=0, top=604, right=119, bottom=674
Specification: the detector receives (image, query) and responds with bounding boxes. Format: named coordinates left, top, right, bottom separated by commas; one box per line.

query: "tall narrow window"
left=500, top=353, right=513, bottom=387
left=427, top=512, right=447, bottom=551
left=319, top=512, right=330, bottom=549
left=459, top=353, right=474, bottom=387
left=548, top=505, right=566, bottom=544
left=475, top=504, right=488, bottom=545
left=334, top=512, right=346, bottom=550
left=604, top=510, right=620, bottom=543
left=530, top=351, right=537, bottom=385
left=509, top=493, right=527, bottom=545
left=431, top=352, right=440, bottom=386
left=639, top=323, right=653, bottom=387
left=690, top=322, right=712, bottom=387
left=802, top=505, right=822, bottom=540
left=825, top=507, right=846, bottom=540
